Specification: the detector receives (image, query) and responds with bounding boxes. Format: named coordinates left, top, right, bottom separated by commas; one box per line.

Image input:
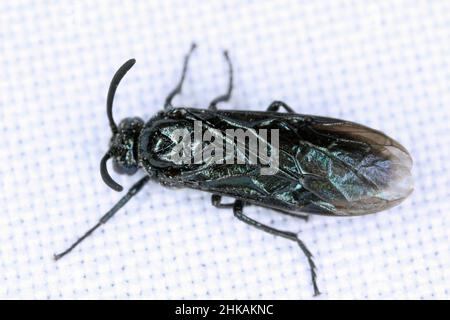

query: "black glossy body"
left=138, top=107, right=412, bottom=217
left=55, top=47, right=413, bottom=296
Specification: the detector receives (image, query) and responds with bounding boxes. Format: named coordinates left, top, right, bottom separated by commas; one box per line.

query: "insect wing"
left=139, top=108, right=413, bottom=216
left=291, top=116, right=413, bottom=215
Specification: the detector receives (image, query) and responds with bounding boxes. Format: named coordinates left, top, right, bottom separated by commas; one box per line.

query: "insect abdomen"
left=138, top=108, right=413, bottom=216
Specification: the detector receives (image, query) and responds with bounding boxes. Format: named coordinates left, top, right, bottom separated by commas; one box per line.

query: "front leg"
left=54, top=176, right=150, bottom=260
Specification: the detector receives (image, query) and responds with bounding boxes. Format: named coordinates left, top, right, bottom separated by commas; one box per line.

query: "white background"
left=1, top=0, right=449, bottom=299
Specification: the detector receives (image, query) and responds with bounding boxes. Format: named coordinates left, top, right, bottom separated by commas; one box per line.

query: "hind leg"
left=211, top=194, right=320, bottom=296
left=54, top=176, right=150, bottom=260
left=233, top=199, right=320, bottom=296
left=212, top=194, right=309, bottom=221
left=211, top=194, right=234, bottom=208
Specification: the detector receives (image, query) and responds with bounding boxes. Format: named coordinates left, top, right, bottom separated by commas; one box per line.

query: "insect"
left=55, top=44, right=413, bottom=296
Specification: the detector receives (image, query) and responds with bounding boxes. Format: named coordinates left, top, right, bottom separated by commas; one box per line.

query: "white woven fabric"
left=1, top=0, right=449, bottom=299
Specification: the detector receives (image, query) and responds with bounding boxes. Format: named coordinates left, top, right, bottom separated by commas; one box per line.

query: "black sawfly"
left=55, top=44, right=413, bottom=296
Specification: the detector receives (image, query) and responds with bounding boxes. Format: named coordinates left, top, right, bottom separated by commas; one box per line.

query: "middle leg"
left=208, top=51, right=233, bottom=110
left=164, top=43, right=197, bottom=109
left=267, top=101, right=295, bottom=113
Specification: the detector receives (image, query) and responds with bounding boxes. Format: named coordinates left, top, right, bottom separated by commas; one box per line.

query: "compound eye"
left=118, top=117, right=144, bottom=132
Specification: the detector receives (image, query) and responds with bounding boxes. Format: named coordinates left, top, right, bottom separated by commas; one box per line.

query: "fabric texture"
left=1, top=0, right=449, bottom=299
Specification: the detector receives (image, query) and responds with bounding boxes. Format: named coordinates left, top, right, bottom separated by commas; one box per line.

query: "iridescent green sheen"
left=138, top=108, right=413, bottom=217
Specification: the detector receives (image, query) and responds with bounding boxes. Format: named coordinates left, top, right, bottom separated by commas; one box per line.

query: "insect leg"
left=164, top=43, right=197, bottom=109
left=54, top=176, right=150, bottom=260
left=208, top=50, right=233, bottom=110
left=211, top=194, right=234, bottom=208
left=233, top=200, right=320, bottom=296
left=213, top=195, right=309, bottom=221
left=267, top=101, right=295, bottom=113
left=275, top=209, right=310, bottom=221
